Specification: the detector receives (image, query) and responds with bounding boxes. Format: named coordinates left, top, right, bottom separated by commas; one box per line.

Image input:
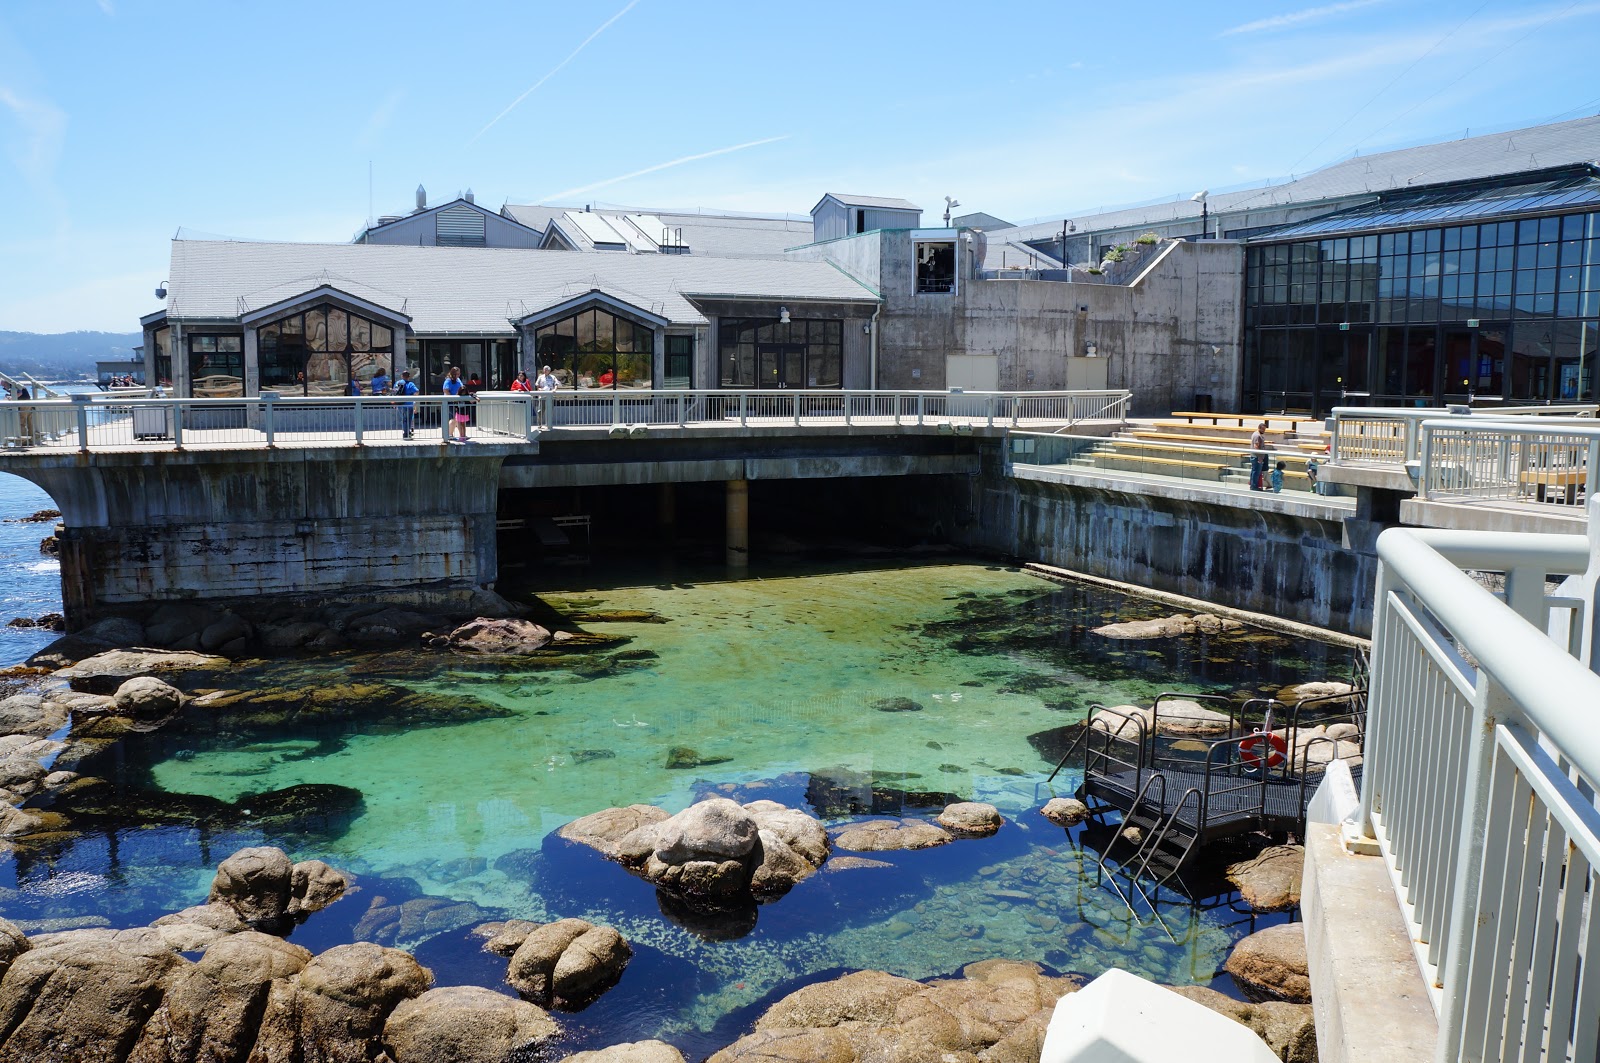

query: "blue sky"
left=1, top=0, right=1597, bottom=332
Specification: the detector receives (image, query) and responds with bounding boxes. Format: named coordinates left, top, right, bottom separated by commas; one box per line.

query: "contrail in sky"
left=538, top=136, right=791, bottom=202
left=468, top=0, right=641, bottom=145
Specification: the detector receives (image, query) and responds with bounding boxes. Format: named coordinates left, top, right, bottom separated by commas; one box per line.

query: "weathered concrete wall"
left=8, top=447, right=512, bottom=627
left=793, top=232, right=1242, bottom=413
left=898, top=444, right=1375, bottom=636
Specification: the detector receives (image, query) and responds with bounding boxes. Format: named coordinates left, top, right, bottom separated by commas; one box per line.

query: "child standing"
left=1270, top=461, right=1286, bottom=493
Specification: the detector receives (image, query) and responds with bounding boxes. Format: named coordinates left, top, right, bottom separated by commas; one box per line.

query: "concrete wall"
left=9, top=448, right=512, bottom=626
left=908, top=443, right=1376, bottom=635
left=794, top=232, right=1243, bottom=413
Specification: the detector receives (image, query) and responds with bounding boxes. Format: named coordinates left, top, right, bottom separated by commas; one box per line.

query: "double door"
left=758, top=344, right=806, bottom=389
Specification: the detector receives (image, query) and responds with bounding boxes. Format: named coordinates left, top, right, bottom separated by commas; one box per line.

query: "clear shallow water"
left=0, top=474, right=1344, bottom=1053
left=0, top=474, right=65, bottom=665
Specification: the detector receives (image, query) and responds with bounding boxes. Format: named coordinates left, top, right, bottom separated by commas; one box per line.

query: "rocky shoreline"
left=0, top=593, right=1336, bottom=1061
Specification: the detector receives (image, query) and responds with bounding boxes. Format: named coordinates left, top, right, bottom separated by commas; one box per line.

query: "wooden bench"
left=1519, top=468, right=1587, bottom=505
left=1092, top=453, right=1232, bottom=480
left=1168, top=411, right=1252, bottom=426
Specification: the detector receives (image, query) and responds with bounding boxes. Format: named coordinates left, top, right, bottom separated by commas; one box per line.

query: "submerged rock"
left=871, top=696, right=923, bottom=713
left=1093, top=613, right=1246, bottom=639
left=665, top=746, right=731, bottom=770
left=1041, top=797, right=1090, bottom=827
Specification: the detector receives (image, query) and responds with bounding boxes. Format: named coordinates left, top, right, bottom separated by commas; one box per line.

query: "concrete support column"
left=657, top=482, right=676, bottom=532
left=725, top=478, right=749, bottom=569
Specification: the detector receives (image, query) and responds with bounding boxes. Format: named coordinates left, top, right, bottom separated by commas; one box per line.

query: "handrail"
left=1358, top=507, right=1600, bottom=1061
left=1418, top=417, right=1600, bottom=507
left=1329, top=403, right=1599, bottom=467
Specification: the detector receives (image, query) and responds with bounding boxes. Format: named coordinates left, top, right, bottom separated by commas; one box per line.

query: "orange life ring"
left=1240, top=732, right=1288, bottom=770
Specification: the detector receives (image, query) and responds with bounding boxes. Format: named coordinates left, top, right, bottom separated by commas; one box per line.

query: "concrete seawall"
left=7, top=446, right=515, bottom=625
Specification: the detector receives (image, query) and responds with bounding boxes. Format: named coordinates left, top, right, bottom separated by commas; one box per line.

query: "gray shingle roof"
left=166, top=239, right=878, bottom=334
left=993, top=114, right=1600, bottom=244
left=500, top=205, right=814, bottom=258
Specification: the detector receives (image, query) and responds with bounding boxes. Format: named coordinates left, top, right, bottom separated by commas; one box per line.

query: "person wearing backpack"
left=395, top=370, right=420, bottom=439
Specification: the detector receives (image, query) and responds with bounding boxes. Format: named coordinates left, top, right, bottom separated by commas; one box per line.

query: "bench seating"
left=1090, top=454, right=1232, bottom=480
left=1519, top=468, right=1588, bottom=504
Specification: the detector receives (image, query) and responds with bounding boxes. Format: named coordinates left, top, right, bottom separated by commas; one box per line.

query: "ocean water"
left=0, top=471, right=1342, bottom=1055
left=0, top=473, right=66, bottom=665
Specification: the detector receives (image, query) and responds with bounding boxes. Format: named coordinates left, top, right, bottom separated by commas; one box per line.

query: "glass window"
left=664, top=335, right=693, bottom=388
left=251, top=306, right=397, bottom=395
left=533, top=305, right=654, bottom=389
left=718, top=316, right=843, bottom=389
left=188, top=334, right=244, bottom=397
left=152, top=326, right=172, bottom=387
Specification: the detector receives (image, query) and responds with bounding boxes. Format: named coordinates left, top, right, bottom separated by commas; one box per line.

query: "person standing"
left=1270, top=461, right=1286, bottom=494
left=510, top=371, right=532, bottom=392
left=1249, top=420, right=1269, bottom=491
left=370, top=367, right=391, bottom=395
left=535, top=365, right=559, bottom=392
left=395, top=370, right=419, bottom=439
left=442, top=366, right=469, bottom=442
left=12, top=383, right=32, bottom=445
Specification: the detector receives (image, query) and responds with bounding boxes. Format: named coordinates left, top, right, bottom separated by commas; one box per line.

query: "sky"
left=1, top=0, right=1598, bottom=333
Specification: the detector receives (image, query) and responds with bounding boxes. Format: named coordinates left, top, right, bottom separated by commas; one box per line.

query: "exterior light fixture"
left=155, top=280, right=169, bottom=299
left=1190, top=190, right=1209, bottom=239
left=779, top=307, right=791, bottom=324
left=944, top=196, right=961, bottom=227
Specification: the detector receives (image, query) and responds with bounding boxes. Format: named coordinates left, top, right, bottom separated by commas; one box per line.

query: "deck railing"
left=1329, top=404, right=1597, bottom=466
left=1358, top=503, right=1600, bottom=1062
left=1420, top=418, right=1600, bottom=508
left=0, top=389, right=1129, bottom=452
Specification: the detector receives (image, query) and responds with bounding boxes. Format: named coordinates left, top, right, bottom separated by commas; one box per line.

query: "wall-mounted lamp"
left=779, top=307, right=791, bottom=324
left=862, top=323, right=872, bottom=335
left=155, top=280, right=169, bottom=300
left=1085, top=343, right=1099, bottom=358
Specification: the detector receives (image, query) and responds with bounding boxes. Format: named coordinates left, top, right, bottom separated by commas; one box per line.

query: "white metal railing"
left=1421, top=419, right=1600, bottom=509
left=0, top=389, right=1129, bottom=453
left=1358, top=502, right=1600, bottom=1063
left=1330, top=404, right=1598, bottom=466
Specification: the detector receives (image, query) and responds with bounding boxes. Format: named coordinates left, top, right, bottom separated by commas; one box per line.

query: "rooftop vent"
left=415, top=184, right=426, bottom=212
left=465, top=188, right=475, bottom=204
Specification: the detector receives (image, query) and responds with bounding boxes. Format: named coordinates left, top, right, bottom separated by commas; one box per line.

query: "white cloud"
left=0, top=85, right=67, bottom=195
left=355, top=88, right=405, bottom=152
left=96, top=0, right=114, bottom=14
left=1220, top=0, right=1385, bottom=37
left=537, top=136, right=791, bottom=203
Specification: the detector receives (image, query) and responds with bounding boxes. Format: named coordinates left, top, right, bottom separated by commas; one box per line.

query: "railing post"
left=1435, top=673, right=1510, bottom=1063
left=1419, top=426, right=1433, bottom=498
left=353, top=397, right=365, bottom=446
left=844, top=392, right=852, bottom=426
left=1588, top=438, right=1600, bottom=501
left=1405, top=417, right=1420, bottom=463
left=987, top=394, right=996, bottom=428
left=739, top=392, right=748, bottom=428
left=441, top=398, right=451, bottom=442
left=612, top=388, right=621, bottom=428
left=522, top=396, right=535, bottom=441
left=792, top=390, right=800, bottom=426
left=917, top=393, right=925, bottom=426
left=172, top=402, right=184, bottom=449
left=262, top=392, right=277, bottom=448
left=71, top=394, right=90, bottom=453
left=678, top=392, right=686, bottom=427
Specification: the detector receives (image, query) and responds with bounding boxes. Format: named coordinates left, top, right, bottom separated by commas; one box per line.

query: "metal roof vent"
left=415, top=185, right=426, bottom=212
left=465, top=188, right=475, bottom=204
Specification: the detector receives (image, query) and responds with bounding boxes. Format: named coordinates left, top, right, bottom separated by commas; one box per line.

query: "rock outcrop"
left=435, top=617, right=553, bottom=655
left=1090, top=700, right=1232, bottom=738
left=504, top=918, right=632, bottom=1009
left=560, top=797, right=830, bottom=901
left=1227, top=845, right=1305, bottom=913
left=830, top=818, right=953, bottom=852
left=936, top=801, right=1003, bottom=836
left=207, top=846, right=348, bottom=929
left=1093, top=614, right=1246, bottom=639
left=708, top=960, right=1082, bottom=1062
left=1169, top=984, right=1318, bottom=1063
left=1224, top=923, right=1312, bottom=1003
left=1040, top=797, right=1089, bottom=827
left=383, top=984, right=561, bottom=1062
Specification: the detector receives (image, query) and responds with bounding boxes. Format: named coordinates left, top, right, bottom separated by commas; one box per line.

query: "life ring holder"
left=1240, top=731, right=1288, bottom=770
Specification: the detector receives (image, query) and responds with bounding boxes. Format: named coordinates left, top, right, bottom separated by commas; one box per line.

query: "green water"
left=111, top=559, right=1341, bottom=1044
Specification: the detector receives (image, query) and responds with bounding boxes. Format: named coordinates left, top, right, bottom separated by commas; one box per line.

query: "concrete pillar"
left=725, top=478, right=749, bottom=569
left=657, top=481, right=676, bottom=532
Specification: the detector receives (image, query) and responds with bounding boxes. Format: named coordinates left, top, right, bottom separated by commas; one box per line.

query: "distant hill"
left=0, top=332, right=144, bottom=380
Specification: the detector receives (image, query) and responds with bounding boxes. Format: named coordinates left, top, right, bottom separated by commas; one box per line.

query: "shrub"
left=1135, top=232, right=1158, bottom=246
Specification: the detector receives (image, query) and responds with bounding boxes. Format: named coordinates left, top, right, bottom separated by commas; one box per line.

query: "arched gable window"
left=533, top=306, right=654, bottom=389
left=258, top=306, right=396, bottom=395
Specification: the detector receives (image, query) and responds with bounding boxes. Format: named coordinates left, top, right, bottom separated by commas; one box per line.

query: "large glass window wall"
left=188, top=334, right=243, bottom=397
left=152, top=327, right=172, bottom=388
left=532, top=307, right=654, bottom=389
left=718, top=318, right=842, bottom=389
left=1245, top=209, right=1600, bottom=411
left=257, top=307, right=396, bottom=396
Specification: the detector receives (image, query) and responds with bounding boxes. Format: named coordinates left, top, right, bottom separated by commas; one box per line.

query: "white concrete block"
left=1306, top=758, right=1361, bottom=826
left=1040, top=969, right=1278, bottom=1063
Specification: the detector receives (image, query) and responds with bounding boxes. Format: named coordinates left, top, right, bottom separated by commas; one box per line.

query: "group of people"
left=508, top=366, right=561, bottom=393
left=1248, top=419, right=1325, bottom=495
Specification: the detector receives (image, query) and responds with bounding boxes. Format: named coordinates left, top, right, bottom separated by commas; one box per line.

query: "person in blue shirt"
left=370, top=368, right=390, bottom=395
left=1270, top=461, right=1286, bottom=493
left=441, top=366, right=469, bottom=442
left=394, top=370, right=419, bottom=439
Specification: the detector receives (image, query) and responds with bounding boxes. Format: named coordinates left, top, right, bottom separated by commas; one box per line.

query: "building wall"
left=794, top=231, right=1243, bottom=413
left=690, top=298, right=876, bottom=391
left=811, top=201, right=923, bottom=242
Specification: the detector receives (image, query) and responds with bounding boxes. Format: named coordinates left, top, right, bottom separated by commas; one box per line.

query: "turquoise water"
left=0, top=517, right=1344, bottom=1052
